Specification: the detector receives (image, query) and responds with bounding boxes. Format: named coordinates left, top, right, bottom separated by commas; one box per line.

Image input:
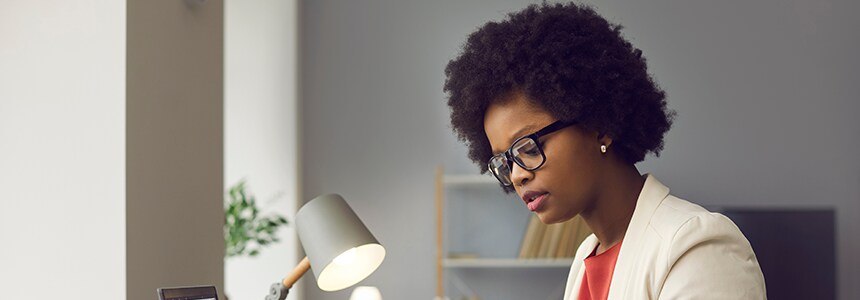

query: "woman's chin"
left=536, top=211, right=564, bottom=224
left=536, top=206, right=581, bottom=225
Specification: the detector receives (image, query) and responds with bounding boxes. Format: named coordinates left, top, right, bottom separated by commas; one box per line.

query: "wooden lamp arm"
left=266, top=256, right=311, bottom=300
left=282, top=256, right=311, bottom=288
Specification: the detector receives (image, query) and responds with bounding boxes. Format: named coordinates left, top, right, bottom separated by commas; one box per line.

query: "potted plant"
left=224, top=180, right=289, bottom=258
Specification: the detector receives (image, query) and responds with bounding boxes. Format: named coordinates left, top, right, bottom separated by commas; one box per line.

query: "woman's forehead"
left=484, top=97, right=553, bottom=154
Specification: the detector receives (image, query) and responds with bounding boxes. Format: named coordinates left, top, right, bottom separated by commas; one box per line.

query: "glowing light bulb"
left=349, top=286, right=382, bottom=300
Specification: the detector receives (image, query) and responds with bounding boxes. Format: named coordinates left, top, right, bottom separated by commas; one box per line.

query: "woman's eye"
left=518, top=144, right=540, bottom=157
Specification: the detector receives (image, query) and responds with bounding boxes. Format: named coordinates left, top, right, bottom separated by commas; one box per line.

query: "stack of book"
left=517, top=215, right=592, bottom=259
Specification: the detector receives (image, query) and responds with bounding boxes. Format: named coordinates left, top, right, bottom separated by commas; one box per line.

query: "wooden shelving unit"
left=435, top=166, right=574, bottom=300
left=442, top=258, right=574, bottom=268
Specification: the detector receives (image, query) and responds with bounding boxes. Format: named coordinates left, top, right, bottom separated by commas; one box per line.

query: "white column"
left=224, top=0, right=300, bottom=299
left=0, top=1, right=126, bottom=299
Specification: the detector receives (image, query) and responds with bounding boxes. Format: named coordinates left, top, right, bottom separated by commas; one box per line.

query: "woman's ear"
left=597, top=132, right=614, bottom=149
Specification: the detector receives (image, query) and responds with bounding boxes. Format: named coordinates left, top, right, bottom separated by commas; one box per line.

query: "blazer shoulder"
left=649, top=197, right=766, bottom=298
left=648, top=195, right=742, bottom=243
left=650, top=195, right=753, bottom=263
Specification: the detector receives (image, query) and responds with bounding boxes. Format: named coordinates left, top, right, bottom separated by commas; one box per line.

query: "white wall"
left=300, top=0, right=859, bottom=299
left=1, top=1, right=226, bottom=300
left=0, top=1, right=126, bottom=299
left=224, top=0, right=300, bottom=299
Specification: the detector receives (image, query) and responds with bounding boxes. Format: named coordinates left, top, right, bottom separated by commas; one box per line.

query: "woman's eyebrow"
left=490, top=124, right=538, bottom=156
left=511, top=124, right=537, bottom=140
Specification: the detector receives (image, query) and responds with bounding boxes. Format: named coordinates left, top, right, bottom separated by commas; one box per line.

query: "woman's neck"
left=580, top=163, right=646, bottom=255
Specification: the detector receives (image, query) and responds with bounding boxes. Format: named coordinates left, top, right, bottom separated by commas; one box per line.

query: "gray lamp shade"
left=296, top=194, right=386, bottom=292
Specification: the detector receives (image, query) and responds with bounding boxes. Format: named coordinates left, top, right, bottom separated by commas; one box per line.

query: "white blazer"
left=563, top=174, right=766, bottom=299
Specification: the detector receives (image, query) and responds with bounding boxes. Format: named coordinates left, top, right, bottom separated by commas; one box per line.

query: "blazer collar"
left=606, top=173, right=671, bottom=298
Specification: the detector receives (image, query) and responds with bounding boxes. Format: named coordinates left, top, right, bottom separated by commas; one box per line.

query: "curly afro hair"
left=444, top=2, right=675, bottom=174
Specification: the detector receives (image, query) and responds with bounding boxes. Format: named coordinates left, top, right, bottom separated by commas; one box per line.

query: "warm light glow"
left=349, top=286, right=382, bottom=300
left=317, top=243, right=386, bottom=291
left=332, top=247, right=358, bottom=266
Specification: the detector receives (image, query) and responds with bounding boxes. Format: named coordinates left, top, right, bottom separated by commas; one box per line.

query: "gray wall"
left=300, top=1, right=859, bottom=299
left=127, top=1, right=224, bottom=299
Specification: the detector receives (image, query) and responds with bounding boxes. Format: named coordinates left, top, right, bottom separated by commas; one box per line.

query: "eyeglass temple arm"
left=533, top=120, right=574, bottom=138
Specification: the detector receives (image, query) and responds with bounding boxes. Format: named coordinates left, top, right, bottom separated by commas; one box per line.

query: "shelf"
left=442, top=174, right=498, bottom=186
left=443, top=258, right=574, bottom=268
left=437, top=166, right=573, bottom=300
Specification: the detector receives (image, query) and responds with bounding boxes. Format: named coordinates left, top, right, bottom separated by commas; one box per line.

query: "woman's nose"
left=510, top=163, right=534, bottom=187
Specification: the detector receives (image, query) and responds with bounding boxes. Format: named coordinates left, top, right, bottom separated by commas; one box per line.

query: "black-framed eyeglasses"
left=487, top=120, right=576, bottom=186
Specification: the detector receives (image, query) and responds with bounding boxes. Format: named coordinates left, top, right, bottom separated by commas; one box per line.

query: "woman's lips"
left=527, top=193, right=548, bottom=212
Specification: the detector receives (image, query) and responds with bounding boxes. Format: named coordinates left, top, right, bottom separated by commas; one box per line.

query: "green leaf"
left=224, top=180, right=289, bottom=258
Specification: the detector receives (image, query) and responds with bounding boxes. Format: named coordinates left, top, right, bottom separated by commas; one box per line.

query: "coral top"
left=577, top=240, right=623, bottom=300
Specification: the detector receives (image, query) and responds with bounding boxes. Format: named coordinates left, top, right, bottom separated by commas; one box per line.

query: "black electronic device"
left=712, top=208, right=836, bottom=300
left=157, top=285, right=219, bottom=300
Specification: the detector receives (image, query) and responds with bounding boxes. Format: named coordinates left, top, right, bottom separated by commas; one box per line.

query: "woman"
left=443, top=3, right=766, bottom=299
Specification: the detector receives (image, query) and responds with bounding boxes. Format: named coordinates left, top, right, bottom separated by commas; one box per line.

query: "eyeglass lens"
left=490, top=137, right=543, bottom=186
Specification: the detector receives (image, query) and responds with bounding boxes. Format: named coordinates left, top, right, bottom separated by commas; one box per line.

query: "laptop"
left=157, top=285, right=219, bottom=300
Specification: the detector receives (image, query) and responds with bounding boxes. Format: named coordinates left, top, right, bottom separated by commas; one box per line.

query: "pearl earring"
left=600, top=144, right=607, bottom=153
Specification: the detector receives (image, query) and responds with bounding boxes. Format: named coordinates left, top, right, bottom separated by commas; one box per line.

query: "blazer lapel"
left=565, top=234, right=598, bottom=299
left=606, top=174, right=671, bottom=299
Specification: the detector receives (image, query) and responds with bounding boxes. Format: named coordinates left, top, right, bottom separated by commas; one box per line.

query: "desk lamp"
left=265, top=194, right=386, bottom=300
